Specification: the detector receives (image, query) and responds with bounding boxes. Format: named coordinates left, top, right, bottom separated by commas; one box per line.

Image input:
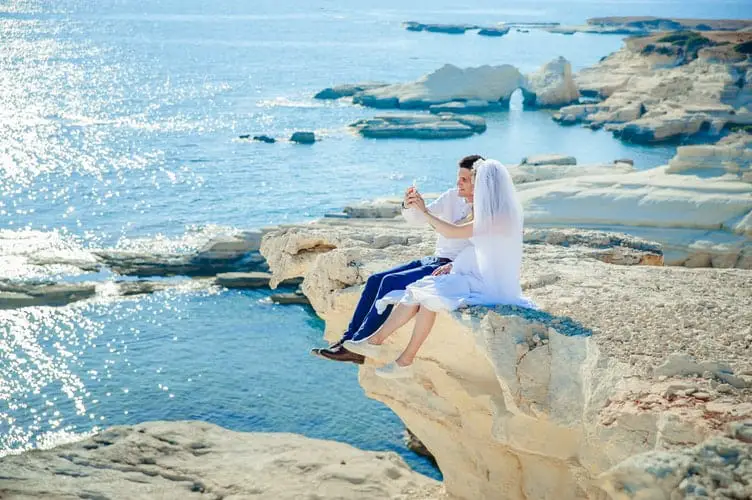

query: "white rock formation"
left=260, top=219, right=752, bottom=500
left=516, top=164, right=752, bottom=267
left=556, top=36, right=752, bottom=142
left=524, top=56, right=580, bottom=108
left=666, top=131, right=752, bottom=180
left=0, top=421, right=440, bottom=499
left=354, top=63, right=527, bottom=109
left=345, top=58, right=578, bottom=111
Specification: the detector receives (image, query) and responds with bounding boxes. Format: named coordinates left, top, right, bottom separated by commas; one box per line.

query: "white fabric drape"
left=375, top=159, right=535, bottom=315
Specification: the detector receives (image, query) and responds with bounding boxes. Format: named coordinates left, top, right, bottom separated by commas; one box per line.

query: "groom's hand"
left=432, top=263, right=452, bottom=276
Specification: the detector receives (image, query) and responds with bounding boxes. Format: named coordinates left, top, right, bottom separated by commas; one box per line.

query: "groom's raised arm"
left=401, top=189, right=449, bottom=226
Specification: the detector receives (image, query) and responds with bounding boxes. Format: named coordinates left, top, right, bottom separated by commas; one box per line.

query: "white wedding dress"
left=376, top=160, right=535, bottom=314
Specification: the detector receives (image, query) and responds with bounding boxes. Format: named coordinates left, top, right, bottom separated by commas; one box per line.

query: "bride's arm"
left=408, top=193, right=473, bottom=239
left=422, top=211, right=473, bottom=239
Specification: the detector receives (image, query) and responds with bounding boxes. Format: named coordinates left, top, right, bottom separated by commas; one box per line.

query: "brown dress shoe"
left=311, top=340, right=344, bottom=358
left=317, top=344, right=365, bottom=365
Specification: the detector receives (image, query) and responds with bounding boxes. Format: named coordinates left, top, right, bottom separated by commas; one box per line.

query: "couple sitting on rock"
left=312, top=155, right=535, bottom=378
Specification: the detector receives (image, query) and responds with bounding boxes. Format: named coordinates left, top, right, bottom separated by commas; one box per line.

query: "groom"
left=311, top=154, right=482, bottom=364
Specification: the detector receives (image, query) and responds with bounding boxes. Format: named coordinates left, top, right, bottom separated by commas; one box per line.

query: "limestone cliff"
left=261, top=219, right=752, bottom=499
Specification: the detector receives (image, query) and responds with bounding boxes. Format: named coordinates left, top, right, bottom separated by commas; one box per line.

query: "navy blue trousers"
left=341, top=257, right=450, bottom=342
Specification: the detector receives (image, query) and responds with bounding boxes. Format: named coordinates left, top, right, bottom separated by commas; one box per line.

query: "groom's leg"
left=338, top=259, right=424, bottom=343
left=348, top=257, right=449, bottom=342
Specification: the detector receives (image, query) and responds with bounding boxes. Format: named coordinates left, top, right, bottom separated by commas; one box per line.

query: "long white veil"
left=470, top=159, right=530, bottom=306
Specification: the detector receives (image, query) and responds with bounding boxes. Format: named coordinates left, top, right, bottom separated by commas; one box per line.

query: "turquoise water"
left=1, top=0, right=749, bottom=480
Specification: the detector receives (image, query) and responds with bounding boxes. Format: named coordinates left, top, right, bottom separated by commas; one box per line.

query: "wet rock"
left=117, top=281, right=172, bottom=297
left=0, top=281, right=97, bottom=309
left=290, top=131, right=316, bottom=144
left=404, top=429, right=436, bottom=464
left=215, top=272, right=272, bottom=289
left=253, top=135, right=276, bottom=143
left=478, top=27, right=510, bottom=37
left=270, top=291, right=311, bottom=306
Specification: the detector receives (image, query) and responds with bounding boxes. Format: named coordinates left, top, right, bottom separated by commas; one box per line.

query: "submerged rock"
left=253, top=135, right=276, bottom=143
left=0, top=421, right=440, bottom=499
left=351, top=113, right=486, bottom=140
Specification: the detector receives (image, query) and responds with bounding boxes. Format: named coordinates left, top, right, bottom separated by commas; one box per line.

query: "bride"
left=343, top=159, right=535, bottom=378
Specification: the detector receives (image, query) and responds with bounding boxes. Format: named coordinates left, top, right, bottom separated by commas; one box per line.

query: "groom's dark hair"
left=459, top=155, right=484, bottom=170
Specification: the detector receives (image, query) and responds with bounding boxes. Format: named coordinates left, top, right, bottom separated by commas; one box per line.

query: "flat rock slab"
left=270, top=292, right=311, bottom=305
left=0, top=281, right=97, bottom=309
left=351, top=113, right=486, bottom=140
left=215, top=272, right=272, bottom=289
left=0, top=421, right=440, bottom=500
left=521, top=154, right=577, bottom=166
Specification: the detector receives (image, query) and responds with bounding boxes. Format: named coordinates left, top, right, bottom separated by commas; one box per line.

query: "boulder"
left=0, top=421, right=440, bottom=499
left=290, top=131, right=315, bottom=144
left=524, top=56, right=580, bottom=108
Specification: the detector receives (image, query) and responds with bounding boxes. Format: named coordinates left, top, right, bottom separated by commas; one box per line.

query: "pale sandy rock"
left=508, top=162, right=635, bottom=184
left=520, top=153, right=577, bottom=166
left=597, top=435, right=751, bottom=499
left=666, top=131, right=752, bottom=180
left=260, top=220, right=751, bottom=500
left=516, top=164, right=752, bottom=268
left=353, top=63, right=527, bottom=109
left=562, top=41, right=752, bottom=143
left=524, top=56, right=580, bottom=108
left=0, top=421, right=440, bottom=500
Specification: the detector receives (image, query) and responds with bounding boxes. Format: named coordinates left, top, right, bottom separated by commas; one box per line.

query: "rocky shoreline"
left=258, top=214, right=751, bottom=499
left=0, top=422, right=441, bottom=500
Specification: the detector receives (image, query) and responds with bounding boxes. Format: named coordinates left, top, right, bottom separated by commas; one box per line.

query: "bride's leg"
left=395, top=307, right=437, bottom=366
left=366, top=304, right=419, bottom=345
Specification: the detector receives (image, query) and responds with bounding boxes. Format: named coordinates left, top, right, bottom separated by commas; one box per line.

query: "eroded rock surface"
left=0, top=421, right=440, bottom=500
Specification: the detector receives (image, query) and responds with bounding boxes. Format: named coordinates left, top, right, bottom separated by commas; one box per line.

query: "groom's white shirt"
left=401, top=188, right=472, bottom=261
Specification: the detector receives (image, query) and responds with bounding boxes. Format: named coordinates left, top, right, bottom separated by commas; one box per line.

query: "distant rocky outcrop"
left=259, top=217, right=751, bottom=500
left=320, top=58, right=580, bottom=112
left=403, top=21, right=509, bottom=37
left=554, top=31, right=752, bottom=143
left=0, top=421, right=440, bottom=500
left=547, top=17, right=752, bottom=36
left=350, top=113, right=486, bottom=139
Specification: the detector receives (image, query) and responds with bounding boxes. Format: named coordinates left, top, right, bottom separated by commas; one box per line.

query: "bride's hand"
left=406, top=192, right=427, bottom=213
left=432, top=263, right=452, bottom=276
